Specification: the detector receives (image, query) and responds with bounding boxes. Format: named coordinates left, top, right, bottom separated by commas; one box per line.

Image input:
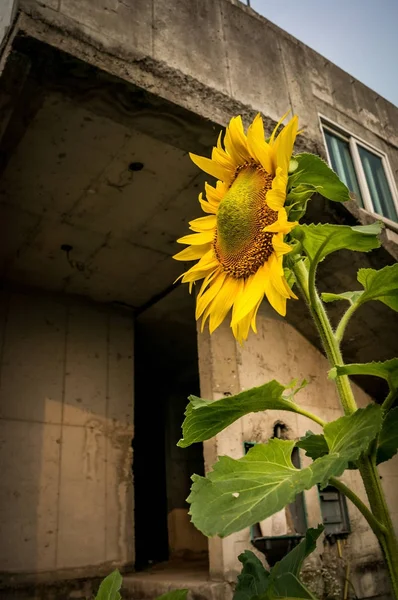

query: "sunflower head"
left=174, top=112, right=299, bottom=343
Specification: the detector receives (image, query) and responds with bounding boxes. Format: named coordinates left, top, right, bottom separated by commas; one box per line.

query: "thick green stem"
left=293, top=260, right=357, bottom=415
left=292, top=257, right=398, bottom=597
left=329, top=477, right=386, bottom=537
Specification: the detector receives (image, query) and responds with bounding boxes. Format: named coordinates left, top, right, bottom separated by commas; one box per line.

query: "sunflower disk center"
left=214, top=167, right=277, bottom=278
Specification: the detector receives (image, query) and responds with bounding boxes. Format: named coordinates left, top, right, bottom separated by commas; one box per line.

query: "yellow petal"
left=224, top=116, right=250, bottom=165
left=180, top=249, right=218, bottom=283
left=266, top=167, right=287, bottom=211
left=211, top=146, right=236, bottom=175
left=282, top=275, right=298, bottom=300
left=232, top=310, right=252, bottom=344
left=247, top=114, right=274, bottom=174
left=250, top=298, right=262, bottom=333
left=273, top=115, right=299, bottom=175
left=196, top=271, right=226, bottom=319
left=205, top=180, right=227, bottom=205
left=177, top=230, right=214, bottom=245
left=208, top=277, right=244, bottom=334
left=173, top=243, right=211, bottom=261
left=199, top=195, right=217, bottom=214
left=232, top=297, right=262, bottom=344
left=268, top=254, right=291, bottom=299
left=263, top=207, right=298, bottom=234
left=272, top=233, right=292, bottom=258
left=189, top=153, right=231, bottom=182
left=181, top=263, right=218, bottom=284
left=231, top=264, right=267, bottom=325
left=269, top=110, right=291, bottom=146
left=263, top=262, right=287, bottom=316
left=189, top=215, right=216, bottom=232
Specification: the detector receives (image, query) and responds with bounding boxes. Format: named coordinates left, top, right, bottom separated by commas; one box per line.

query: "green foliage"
left=178, top=380, right=308, bottom=448
left=234, top=526, right=323, bottom=600
left=357, top=264, right=398, bottom=311
left=324, top=404, right=382, bottom=458
left=187, top=405, right=381, bottom=537
left=330, top=359, right=398, bottom=393
left=377, top=407, right=398, bottom=465
left=286, top=185, right=316, bottom=222
left=296, top=431, right=328, bottom=460
left=95, top=570, right=122, bottom=600
left=292, top=223, right=382, bottom=265
left=234, top=551, right=270, bottom=600
left=322, top=264, right=398, bottom=314
left=321, top=291, right=363, bottom=304
left=289, top=153, right=351, bottom=203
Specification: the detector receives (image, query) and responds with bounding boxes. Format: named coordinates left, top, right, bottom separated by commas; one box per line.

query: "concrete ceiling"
left=0, top=91, right=207, bottom=309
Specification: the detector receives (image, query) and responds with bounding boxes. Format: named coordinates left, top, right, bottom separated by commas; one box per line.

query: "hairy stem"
left=382, top=389, right=397, bottom=413
left=292, top=257, right=398, bottom=597
left=293, top=259, right=357, bottom=415
left=335, top=301, right=359, bottom=344
left=329, top=476, right=386, bottom=537
left=294, top=406, right=326, bottom=427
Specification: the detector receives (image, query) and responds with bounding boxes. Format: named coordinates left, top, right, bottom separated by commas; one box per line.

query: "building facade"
left=0, top=0, right=398, bottom=598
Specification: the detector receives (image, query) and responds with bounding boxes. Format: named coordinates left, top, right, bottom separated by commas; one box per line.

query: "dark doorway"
left=133, top=287, right=207, bottom=570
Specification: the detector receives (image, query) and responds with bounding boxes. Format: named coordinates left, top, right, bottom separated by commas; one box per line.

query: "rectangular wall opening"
left=134, top=287, right=208, bottom=573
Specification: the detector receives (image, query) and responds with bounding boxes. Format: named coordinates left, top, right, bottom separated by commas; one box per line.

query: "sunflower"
left=173, top=112, right=299, bottom=343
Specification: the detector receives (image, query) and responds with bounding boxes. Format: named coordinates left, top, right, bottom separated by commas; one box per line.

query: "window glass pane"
left=324, top=130, right=363, bottom=206
left=357, top=145, right=398, bottom=222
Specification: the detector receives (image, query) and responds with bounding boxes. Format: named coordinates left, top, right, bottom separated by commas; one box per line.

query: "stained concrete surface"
left=0, top=290, right=134, bottom=576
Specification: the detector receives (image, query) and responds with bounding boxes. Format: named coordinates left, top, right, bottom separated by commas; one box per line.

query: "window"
left=322, top=121, right=398, bottom=224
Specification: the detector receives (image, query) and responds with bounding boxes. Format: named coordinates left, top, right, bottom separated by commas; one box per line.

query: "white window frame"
left=319, top=115, right=398, bottom=230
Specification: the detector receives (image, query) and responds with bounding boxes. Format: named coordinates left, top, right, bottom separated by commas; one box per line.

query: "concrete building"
left=0, top=0, right=397, bottom=598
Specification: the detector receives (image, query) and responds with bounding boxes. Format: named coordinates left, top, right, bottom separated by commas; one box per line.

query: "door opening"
left=134, top=287, right=208, bottom=571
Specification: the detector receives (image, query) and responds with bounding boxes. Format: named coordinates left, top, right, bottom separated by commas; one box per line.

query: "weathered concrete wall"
left=0, top=0, right=17, bottom=48
left=0, top=288, right=134, bottom=580
left=197, top=307, right=397, bottom=598
left=17, top=0, right=398, bottom=163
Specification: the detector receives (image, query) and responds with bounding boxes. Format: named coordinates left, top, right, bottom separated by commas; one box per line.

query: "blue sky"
left=250, top=0, right=398, bottom=107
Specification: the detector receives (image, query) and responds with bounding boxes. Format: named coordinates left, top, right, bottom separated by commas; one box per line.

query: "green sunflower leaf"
left=269, top=525, right=323, bottom=583
left=323, top=404, right=382, bottom=456
left=187, top=405, right=382, bottom=537
left=321, top=291, right=363, bottom=304
left=234, top=551, right=270, bottom=600
left=234, top=527, right=323, bottom=600
left=296, top=431, right=329, bottom=460
left=95, top=570, right=122, bottom=600
left=267, top=573, right=317, bottom=599
left=357, top=264, right=398, bottom=311
left=289, top=153, right=350, bottom=203
left=377, top=407, right=398, bottom=465
left=156, top=591, right=189, bottom=600
left=291, top=223, right=382, bottom=264
left=178, top=380, right=309, bottom=448
left=329, top=359, right=398, bottom=392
